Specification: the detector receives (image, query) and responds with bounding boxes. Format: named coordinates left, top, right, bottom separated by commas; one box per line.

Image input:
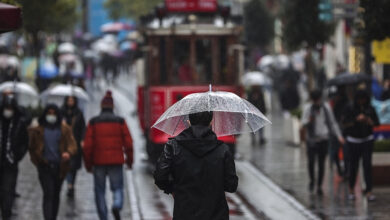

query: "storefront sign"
left=165, top=0, right=217, bottom=12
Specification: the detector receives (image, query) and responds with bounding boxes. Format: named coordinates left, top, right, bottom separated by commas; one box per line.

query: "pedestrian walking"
left=154, top=111, right=239, bottom=220
left=0, top=96, right=29, bottom=220
left=83, top=90, right=133, bottom=220
left=329, top=88, right=349, bottom=178
left=61, top=96, right=86, bottom=198
left=341, top=89, right=379, bottom=201
left=248, top=85, right=267, bottom=145
left=28, top=104, right=77, bottom=220
left=301, top=90, right=344, bottom=195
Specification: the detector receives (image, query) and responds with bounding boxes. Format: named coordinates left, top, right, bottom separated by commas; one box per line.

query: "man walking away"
left=83, top=90, right=133, bottom=220
left=301, top=90, right=344, bottom=195
left=154, top=111, right=238, bottom=220
left=0, top=96, right=29, bottom=220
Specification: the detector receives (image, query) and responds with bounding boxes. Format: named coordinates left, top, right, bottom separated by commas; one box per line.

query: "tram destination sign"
left=165, top=0, right=217, bottom=13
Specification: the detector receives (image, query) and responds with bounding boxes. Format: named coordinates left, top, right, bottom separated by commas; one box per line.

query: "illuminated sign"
left=165, top=0, right=217, bottom=12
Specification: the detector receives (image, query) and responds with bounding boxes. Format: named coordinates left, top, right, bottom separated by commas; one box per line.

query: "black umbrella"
left=327, top=72, right=371, bottom=87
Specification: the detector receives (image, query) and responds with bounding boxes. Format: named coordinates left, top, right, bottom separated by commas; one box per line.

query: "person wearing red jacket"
left=83, top=90, right=133, bottom=220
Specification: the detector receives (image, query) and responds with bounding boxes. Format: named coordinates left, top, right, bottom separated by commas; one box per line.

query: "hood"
left=175, top=125, right=219, bottom=157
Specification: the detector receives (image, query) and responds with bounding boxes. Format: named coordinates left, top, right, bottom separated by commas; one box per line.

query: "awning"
left=0, top=3, right=22, bottom=33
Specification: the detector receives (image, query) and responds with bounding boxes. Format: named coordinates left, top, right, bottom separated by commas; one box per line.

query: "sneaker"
left=348, top=194, right=355, bottom=200
left=112, top=208, right=121, bottom=220
left=366, top=193, right=376, bottom=201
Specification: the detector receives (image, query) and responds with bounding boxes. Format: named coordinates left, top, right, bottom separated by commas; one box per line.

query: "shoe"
left=67, top=188, right=74, bottom=198
left=309, top=182, right=314, bottom=193
left=112, top=208, right=121, bottom=220
left=348, top=194, right=355, bottom=200
left=317, top=188, right=323, bottom=196
left=367, top=194, right=376, bottom=201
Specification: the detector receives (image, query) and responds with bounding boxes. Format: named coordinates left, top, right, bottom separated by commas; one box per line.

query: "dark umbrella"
left=327, top=72, right=371, bottom=87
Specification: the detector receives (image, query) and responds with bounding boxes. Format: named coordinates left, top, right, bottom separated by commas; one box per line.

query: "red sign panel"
left=165, top=0, right=217, bottom=12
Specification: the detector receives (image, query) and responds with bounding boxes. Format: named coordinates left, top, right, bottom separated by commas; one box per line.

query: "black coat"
left=61, top=107, right=86, bottom=170
left=341, top=103, right=380, bottom=138
left=0, top=108, right=29, bottom=167
left=154, top=125, right=238, bottom=220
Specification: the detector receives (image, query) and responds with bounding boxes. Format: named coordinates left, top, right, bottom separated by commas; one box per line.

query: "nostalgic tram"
left=137, top=0, right=245, bottom=163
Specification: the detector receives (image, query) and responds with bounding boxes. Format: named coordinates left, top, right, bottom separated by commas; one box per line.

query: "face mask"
left=3, top=109, right=13, bottom=119
left=46, top=115, right=57, bottom=124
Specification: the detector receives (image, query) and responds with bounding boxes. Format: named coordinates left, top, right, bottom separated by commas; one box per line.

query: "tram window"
left=196, top=39, right=212, bottom=83
left=173, top=39, right=191, bottom=84
left=220, top=38, right=227, bottom=84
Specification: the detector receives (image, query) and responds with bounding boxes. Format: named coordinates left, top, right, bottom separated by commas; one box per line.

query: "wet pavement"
left=241, top=109, right=390, bottom=220
left=9, top=70, right=390, bottom=219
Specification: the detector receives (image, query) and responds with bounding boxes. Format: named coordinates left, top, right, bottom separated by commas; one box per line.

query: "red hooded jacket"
left=83, top=110, right=133, bottom=171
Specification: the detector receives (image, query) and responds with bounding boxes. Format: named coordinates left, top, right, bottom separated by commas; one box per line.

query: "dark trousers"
left=66, top=168, right=78, bottom=186
left=348, top=140, right=374, bottom=192
left=307, top=140, right=328, bottom=188
left=38, top=164, right=64, bottom=220
left=329, top=136, right=343, bottom=176
left=0, top=164, right=18, bottom=220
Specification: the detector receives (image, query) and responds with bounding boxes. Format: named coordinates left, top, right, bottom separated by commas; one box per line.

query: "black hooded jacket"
left=154, top=125, right=238, bottom=220
left=341, top=92, right=380, bottom=138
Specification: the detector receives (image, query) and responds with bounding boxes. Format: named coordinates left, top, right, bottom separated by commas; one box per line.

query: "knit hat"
left=101, top=90, right=114, bottom=109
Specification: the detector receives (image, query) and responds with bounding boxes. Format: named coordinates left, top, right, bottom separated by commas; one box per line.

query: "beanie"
left=101, top=90, right=114, bottom=109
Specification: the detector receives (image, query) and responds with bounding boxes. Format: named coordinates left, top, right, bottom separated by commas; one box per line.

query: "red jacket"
left=83, top=110, right=133, bottom=171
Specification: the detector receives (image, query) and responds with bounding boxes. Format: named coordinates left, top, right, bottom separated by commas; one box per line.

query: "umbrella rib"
left=239, top=112, right=255, bottom=132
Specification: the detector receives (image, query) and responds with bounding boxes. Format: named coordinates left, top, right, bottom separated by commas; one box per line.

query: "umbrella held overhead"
left=152, top=89, right=271, bottom=137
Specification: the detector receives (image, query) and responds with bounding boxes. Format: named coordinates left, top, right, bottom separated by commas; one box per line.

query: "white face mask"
left=3, top=109, right=14, bottom=119
left=46, top=115, right=57, bottom=124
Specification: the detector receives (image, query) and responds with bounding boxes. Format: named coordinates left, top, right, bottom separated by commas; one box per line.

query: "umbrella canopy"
left=40, top=84, right=89, bottom=101
left=58, top=53, right=77, bottom=63
left=152, top=90, right=271, bottom=137
left=257, top=55, right=274, bottom=70
left=275, top=54, right=290, bottom=70
left=7, top=55, right=19, bottom=68
left=58, top=42, right=76, bottom=54
left=327, top=72, right=371, bottom=87
left=101, top=22, right=133, bottom=33
left=242, top=71, right=272, bottom=86
left=0, top=81, right=38, bottom=97
left=39, top=61, right=59, bottom=79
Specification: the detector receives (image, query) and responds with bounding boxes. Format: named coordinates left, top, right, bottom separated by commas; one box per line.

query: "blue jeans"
left=93, top=165, right=124, bottom=220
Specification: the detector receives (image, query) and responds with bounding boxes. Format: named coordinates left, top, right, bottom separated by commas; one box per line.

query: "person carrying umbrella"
left=301, top=90, right=345, bottom=195
left=61, top=96, right=86, bottom=198
left=154, top=111, right=239, bottom=220
left=248, top=85, right=267, bottom=145
left=0, top=95, right=29, bottom=220
left=341, top=89, right=379, bottom=201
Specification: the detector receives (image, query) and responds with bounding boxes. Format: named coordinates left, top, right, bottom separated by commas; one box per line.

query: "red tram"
left=137, top=0, right=245, bottom=163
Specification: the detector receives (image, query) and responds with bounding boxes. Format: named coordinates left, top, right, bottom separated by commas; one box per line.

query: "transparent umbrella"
left=152, top=88, right=271, bottom=137
left=40, top=84, right=89, bottom=102
left=242, top=71, right=272, bottom=86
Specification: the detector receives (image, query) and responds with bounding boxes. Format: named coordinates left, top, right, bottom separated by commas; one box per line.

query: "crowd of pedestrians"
left=0, top=90, right=134, bottom=220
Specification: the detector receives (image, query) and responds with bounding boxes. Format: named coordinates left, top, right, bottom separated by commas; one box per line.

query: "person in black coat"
left=154, top=111, right=238, bottom=220
left=248, top=85, right=267, bottom=145
left=61, top=96, right=86, bottom=198
left=0, top=95, right=29, bottom=220
left=341, top=89, right=379, bottom=201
